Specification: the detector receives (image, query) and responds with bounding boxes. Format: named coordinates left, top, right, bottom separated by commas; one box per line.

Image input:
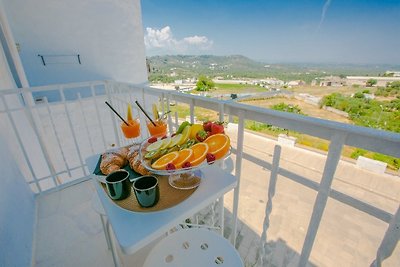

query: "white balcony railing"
left=1, top=80, right=399, bottom=266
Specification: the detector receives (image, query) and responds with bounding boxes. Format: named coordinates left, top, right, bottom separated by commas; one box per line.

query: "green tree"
left=272, top=103, right=304, bottom=115
left=196, top=75, right=215, bottom=91
left=366, top=78, right=377, bottom=87
left=353, top=92, right=365, bottom=99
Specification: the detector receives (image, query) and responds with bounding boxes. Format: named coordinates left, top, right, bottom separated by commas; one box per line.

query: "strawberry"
left=148, top=136, right=157, bottom=143
left=206, top=153, right=216, bottom=164
left=182, top=162, right=192, bottom=168
left=195, top=130, right=211, bottom=142
left=211, top=121, right=225, bottom=135
left=166, top=163, right=176, bottom=170
left=203, top=121, right=212, bottom=132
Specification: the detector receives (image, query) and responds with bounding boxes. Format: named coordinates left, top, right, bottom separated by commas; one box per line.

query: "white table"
left=86, top=154, right=237, bottom=258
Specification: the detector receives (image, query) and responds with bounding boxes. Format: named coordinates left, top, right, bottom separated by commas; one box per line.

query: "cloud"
left=317, top=0, right=332, bottom=32
left=144, top=26, right=213, bottom=53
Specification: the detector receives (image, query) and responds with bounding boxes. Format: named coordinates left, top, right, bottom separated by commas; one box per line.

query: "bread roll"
left=100, top=150, right=127, bottom=175
left=128, top=150, right=150, bottom=176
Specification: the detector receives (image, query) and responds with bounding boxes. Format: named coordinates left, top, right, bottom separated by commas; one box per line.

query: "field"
left=167, top=85, right=399, bottom=170
left=287, top=85, right=367, bottom=97
left=240, top=96, right=352, bottom=124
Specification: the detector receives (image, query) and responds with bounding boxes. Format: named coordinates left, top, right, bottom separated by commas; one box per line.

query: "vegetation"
left=321, top=92, right=400, bottom=132
left=375, top=81, right=400, bottom=97
left=152, top=56, right=400, bottom=170
left=147, top=55, right=396, bottom=84
left=366, top=78, right=377, bottom=87
left=320, top=90, right=400, bottom=170
left=271, top=102, right=304, bottom=115
left=195, top=75, right=215, bottom=91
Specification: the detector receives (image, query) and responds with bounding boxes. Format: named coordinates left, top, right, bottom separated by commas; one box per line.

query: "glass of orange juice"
left=146, top=118, right=167, bottom=137
left=121, top=118, right=141, bottom=138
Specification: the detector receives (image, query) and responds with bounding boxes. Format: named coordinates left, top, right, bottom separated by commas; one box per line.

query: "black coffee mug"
left=105, top=169, right=131, bottom=200
left=133, top=176, right=159, bottom=208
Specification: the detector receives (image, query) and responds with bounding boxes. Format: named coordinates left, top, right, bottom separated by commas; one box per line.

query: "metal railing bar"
left=26, top=165, right=88, bottom=183
left=0, top=106, right=27, bottom=113
left=231, top=110, right=245, bottom=246
left=43, top=97, right=72, bottom=178
left=22, top=90, right=59, bottom=188
left=35, top=175, right=92, bottom=196
left=299, top=133, right=347, bottom=266
left=232, top=146, right=394, bottom=223
left=90, top=85, right=107, bottom=151
left=225, top=101, right=400, bottom=158
left=105, top=81, right=121, bottom=148
left=174, top=111, right=179, bottom=132
left=166, top=95, right=173, bottom=133
left=59, top=86, right=87, bottom=177
left=77, top=93, right=95, bottom=155
left=218, top=102, right=226, bottom=235
left=189, top=99, right=195, bottom=123
left=161, top=92, right=165, bottom=117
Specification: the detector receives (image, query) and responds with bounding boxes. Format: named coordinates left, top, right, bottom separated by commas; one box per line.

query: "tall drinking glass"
left=121, top=118, right=141, bottom=139
left=146, top=118, right=167, bottom=137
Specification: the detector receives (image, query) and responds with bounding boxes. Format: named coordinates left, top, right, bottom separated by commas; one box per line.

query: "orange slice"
left=189, top=143, right=209, bottom=166
left=204, top=134, right=230, bottom=160
left=151, top=151, right=179, bottom=170
left=173, top=149, right=193, bottom=169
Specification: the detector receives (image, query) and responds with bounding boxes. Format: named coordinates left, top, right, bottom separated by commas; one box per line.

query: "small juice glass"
left=121, top=118, right=141, bottom=138
left=147, top=119, right=167, bottom=137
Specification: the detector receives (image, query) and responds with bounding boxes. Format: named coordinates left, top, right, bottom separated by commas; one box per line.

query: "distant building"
left=260, top=78, right=284, bottom=86
left=174, top=80, right=183, bottom=85
left=287, top=80, right=305, bottom=87
left=385, top=71, right=400, bottom=77
left=346, top=76, right=400, bottom=87
left=319, top=76, right=346, bottom=87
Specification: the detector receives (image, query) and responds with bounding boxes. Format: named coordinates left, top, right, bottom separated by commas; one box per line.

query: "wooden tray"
left=93, top=156, right=198, bottom=212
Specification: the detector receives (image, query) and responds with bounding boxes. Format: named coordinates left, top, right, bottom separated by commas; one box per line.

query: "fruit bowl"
left=138, top=135, right=231, bottom=190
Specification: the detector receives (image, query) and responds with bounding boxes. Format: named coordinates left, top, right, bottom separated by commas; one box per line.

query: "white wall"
left=0, top=117, right=36, bottom=267
left=2, top=0, right=148, bottom=86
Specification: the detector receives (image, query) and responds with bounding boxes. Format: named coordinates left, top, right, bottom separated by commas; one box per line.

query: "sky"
left=141, top=0, right=400, bottom=65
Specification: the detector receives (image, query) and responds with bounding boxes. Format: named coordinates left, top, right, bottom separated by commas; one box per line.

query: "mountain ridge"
left=147, top=55, right=400, bottom=83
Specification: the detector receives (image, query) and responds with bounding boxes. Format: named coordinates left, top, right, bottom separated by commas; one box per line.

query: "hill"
left=147, top=55, right=399, bottom=84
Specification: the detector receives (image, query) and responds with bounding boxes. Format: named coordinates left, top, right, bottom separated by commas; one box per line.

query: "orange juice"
left=147, top=119, right=167, bottom=137
left=121, top=119, right=140, bottom=138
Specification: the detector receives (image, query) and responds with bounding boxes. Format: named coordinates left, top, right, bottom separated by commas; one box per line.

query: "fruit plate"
left=138, top=136, right=231, bottom=189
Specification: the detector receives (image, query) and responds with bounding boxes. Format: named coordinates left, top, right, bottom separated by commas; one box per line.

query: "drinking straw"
left=105, top=101, right=130, bottom=126
left=162, top=110, right=171, bottom=119
left=135, top=101, right=157, bottom=126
